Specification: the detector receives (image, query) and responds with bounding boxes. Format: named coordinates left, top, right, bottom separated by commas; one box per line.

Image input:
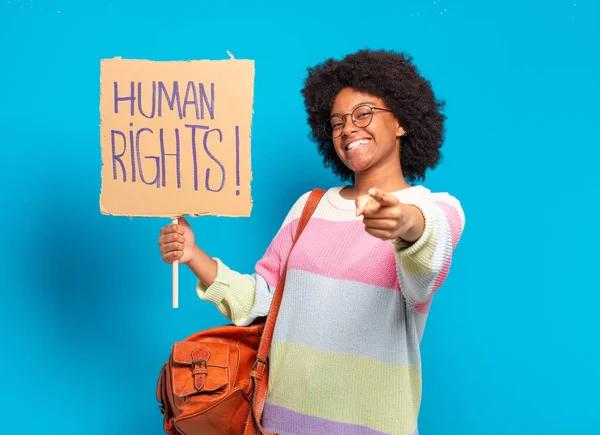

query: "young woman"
left=158, top=49, right=465, bottom=435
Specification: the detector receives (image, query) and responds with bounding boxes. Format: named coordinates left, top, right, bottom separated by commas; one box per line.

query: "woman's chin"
left=345, top=158, right=373, bottom=175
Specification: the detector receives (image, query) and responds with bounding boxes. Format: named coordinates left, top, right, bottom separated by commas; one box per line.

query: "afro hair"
left=301, top=49, right=446, bottom=183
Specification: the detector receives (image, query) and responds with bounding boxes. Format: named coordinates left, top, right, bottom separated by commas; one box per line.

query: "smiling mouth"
left=346, top=139, right=370, bottom=151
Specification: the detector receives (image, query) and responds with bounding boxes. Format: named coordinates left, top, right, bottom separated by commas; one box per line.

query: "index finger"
left=368, top=188, right=400, bottom=207
left=161, top=224, right=185, bottom=235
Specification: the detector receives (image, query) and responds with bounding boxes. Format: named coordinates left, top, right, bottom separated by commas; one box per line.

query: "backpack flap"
left=171, top=341, right=230, bottom=397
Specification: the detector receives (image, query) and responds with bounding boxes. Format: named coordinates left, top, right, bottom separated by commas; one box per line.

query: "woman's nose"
left=341, top=117, right=357, bottom=136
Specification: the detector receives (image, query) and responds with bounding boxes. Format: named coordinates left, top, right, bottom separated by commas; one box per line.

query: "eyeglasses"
left=324, top=104, right=394, bottom=138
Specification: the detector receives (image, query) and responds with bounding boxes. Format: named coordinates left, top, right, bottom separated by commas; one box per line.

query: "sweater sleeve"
left=393, top=192, right=465, bottom=308
left=196, top=191, right=311, bottom=326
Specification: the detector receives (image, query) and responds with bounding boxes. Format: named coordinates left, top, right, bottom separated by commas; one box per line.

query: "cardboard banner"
left=99, top=57, right=254, bottom=218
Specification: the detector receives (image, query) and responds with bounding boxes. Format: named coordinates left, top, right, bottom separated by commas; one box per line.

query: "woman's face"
left=329, top=87, right=405, bottom=176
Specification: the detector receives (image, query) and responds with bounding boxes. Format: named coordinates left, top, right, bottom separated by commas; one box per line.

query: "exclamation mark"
left=235, top=125, right=240, bottom=196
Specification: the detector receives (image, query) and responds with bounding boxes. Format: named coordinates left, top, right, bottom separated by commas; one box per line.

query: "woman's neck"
left=341, top=172, right=411, bottom=200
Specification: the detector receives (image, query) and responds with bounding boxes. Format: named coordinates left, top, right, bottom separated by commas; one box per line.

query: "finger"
left=167, top=224, right=185, bottom=235
left=162, top=251, right=183, bottom=264
left=364, top=227, right=395, bottom=241
left=160, top=243, right=183, bottom=255
left=160, top=224, right=184, bottom=236
left=368, top=188, right=400, bottom=207
left=160, top=241, right=185, bottom=254
left=158, top=234, right=184, bottom=246
left=362, top=206, right=402, bottom=220
left=361, top=202, right=382, bottom=217
left=363, top=217, right=398, bottom=231
left=355, top=195, right=377, bottom=216
left=162, top=233, right=185, bottom=244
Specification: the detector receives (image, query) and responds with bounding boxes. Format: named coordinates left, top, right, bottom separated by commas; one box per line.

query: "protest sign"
left=100, top=57, right=255, bottom=307
left=100, top=57, right=254, bottom=218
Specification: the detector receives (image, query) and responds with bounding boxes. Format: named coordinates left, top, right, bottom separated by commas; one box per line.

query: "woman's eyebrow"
left=330, top=101, right=375, bottom=117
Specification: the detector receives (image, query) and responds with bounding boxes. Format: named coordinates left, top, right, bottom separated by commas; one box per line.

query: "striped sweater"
left=197, top=185, right=465, bottom=435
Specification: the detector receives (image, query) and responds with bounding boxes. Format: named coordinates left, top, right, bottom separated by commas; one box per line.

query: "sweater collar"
left=325, top=185, right=430, bottom=211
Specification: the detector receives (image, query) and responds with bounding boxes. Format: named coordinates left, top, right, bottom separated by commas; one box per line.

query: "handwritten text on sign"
left=99, top=58, right=254, bottom=217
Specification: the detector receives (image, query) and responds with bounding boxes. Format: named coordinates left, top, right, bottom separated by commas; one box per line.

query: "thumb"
left=355, top=195, right=377, bottom=217
left=177, top=216, right=191, bottom=228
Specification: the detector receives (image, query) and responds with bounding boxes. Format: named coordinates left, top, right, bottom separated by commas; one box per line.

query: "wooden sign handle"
left=172, top=217, right=179, bottom=309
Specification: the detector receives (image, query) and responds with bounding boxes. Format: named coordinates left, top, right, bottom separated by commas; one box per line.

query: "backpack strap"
left=245, top=188, right=326, bottom=435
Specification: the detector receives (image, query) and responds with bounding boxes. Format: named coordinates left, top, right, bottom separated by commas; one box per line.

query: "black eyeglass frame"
left=324, top=104, right=394, bottom=138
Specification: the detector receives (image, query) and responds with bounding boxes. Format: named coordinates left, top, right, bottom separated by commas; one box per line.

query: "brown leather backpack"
left=156, top=189, right=325, bottom=435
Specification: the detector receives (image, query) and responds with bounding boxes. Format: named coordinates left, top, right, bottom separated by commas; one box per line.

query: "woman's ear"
left=396, top=124, right=407, bottom=138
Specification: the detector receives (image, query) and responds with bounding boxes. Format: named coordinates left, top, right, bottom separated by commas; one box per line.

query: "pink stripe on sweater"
left=434, top=201, right=463, bottom=250
left=414, top=297, right=432, bottom=314
left=256, top=198, right=463, bottom=303
left=414, top=257, right=451, bottom=314
left=412, top=201, right=462, bottom=313
left=255, top=218, right=299, bottom=288
left=287, top=218, right=399, bottom=289
left=415, top=253, right=452, bottom=314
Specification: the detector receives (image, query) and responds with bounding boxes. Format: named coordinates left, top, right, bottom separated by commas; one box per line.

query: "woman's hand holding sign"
left=355, top=188, right=425, bottom=243
left=158, top=218, right=218, bottom=288
left=159, top=218, right=197, bottom=264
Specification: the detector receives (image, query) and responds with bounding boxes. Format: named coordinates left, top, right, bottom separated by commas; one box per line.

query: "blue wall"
left=1, top=0, right=599, bottom=434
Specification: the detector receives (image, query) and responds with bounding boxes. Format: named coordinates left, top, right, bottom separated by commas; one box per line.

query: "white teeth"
left=347, top=139, right=369, bottom=150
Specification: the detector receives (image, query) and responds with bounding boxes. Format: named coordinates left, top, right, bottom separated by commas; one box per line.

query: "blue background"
left=1, top=0, right=599, bottom=434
